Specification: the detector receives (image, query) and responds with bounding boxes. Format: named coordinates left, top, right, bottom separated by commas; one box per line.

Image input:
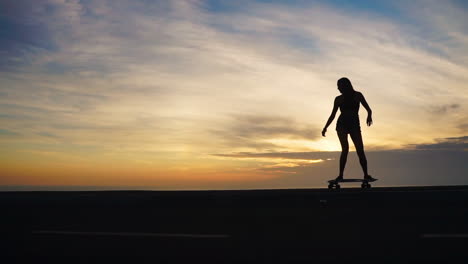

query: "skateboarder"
left=321, top=77, right=376, bottom=182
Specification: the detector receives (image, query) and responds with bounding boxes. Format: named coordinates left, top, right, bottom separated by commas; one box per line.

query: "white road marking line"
left=421, top=234, right=468, bottom=238
left=32, top=230, right=230, bottom=238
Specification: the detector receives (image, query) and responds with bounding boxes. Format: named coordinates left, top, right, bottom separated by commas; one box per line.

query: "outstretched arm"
left=322, top=97, right=339, bottom=137
left=359, top=92, right=373, bottom=126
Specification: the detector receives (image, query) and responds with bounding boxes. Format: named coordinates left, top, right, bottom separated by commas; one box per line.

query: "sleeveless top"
left=336, top=92, right=361, bottom=133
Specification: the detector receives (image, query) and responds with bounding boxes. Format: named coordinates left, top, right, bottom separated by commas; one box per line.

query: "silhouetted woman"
left=322, top=77, right=376, bottom=182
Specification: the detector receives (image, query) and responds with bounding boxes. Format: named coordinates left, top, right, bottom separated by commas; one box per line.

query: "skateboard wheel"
left=335, top=184, right=340, bottom=189
left=328, top=184, right=333, bottom=189
left=361, top=182, right=371, bottom=189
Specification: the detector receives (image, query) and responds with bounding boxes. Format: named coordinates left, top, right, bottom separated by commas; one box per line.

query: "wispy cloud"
left=0, top=129, right=20, bottom=137
left=213, top=151, right=335, bottom=160
left=408, top=136, right=468, bottom=151
left=209, top=114, right=319, bottom=151
left=429, top=103, right=461, bottom=115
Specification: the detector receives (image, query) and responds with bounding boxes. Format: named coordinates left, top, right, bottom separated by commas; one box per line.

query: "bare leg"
left=349, top=130, right=368, bottom=177
left=337, top=130, right=349, bottom=178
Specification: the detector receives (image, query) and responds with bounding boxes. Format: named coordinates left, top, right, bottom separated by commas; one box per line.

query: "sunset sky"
left=1, top=0, right=467, bottom=190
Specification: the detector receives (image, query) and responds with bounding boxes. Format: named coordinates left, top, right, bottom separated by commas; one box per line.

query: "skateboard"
left=327, top=178, right=376, bottom=189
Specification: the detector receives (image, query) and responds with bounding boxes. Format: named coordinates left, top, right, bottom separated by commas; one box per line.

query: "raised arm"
left=359, top=92, right=373, bottom=126
left=322, top=97, right=339, bottom=137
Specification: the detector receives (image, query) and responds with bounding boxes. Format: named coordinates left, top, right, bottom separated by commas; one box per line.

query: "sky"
left=0, top=0, right=467, bottom=190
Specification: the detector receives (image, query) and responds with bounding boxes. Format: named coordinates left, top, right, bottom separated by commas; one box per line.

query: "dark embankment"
left=1, top=186, right=468, bottom=263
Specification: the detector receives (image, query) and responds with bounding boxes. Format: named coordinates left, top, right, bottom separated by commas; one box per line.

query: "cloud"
left=229, top=115, right=318, bottom=140
left=212, top=150, right=333, bottom=177
left=0, top=0, right=83, bottom=70
left=213, top=151, right=334, bottom=160
left=215, top=136, right=468, bottom=164
left=36, top=131, right=60, bottom=138
left=0, top=129, right=20, bottom=137
left=458, top=122, right=468, bottom=133
left=209, top=114, right=319, bottom=149
left=408, top=136, right=468, bottom=151
left=429, top=103, right=460, bottom=115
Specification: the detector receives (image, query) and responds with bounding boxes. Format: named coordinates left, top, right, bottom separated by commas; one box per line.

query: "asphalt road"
left=1, top=186, right=468, bottom=263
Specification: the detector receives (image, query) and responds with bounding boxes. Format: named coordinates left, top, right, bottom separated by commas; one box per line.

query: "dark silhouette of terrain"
left=1, top=186, right=468, bottom=263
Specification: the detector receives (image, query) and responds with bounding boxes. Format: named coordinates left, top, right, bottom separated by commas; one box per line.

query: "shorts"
left=336, top=115, right=361, bottom=134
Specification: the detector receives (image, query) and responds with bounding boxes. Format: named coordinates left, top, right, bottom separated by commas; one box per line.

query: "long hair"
left=337, top=77, right=355, bottom=97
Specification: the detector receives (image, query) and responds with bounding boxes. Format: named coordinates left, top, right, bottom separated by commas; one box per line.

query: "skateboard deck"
left=328, top=179, right=370, bottom=183
left=327, top=178, right=377, bottom=189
